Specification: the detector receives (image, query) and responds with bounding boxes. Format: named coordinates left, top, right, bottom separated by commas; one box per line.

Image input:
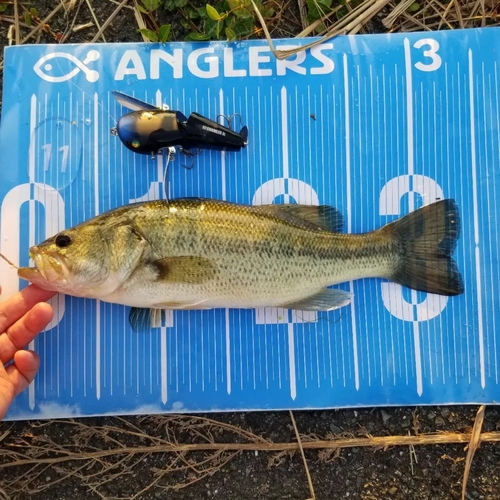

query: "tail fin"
left=387, top=199, right=464, bottom=296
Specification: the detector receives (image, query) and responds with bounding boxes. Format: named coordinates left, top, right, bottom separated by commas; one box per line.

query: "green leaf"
left=137, top=4, right=148, bottom=13
left=306, top=0, right=332, bottom=19
left=197, top=6, right=208, bottom=17
left=306, top=0, right=319, bottom=18
left=181, top=18, right=192, bottom=29
left=30, top=7, right=39, bottom=17
left=204, top=17, right=225, bottom=39
left=186, top=31, right=211, bottom=40
left=260, top=6, right=274, bottom=17
left=227, top=0, right=241, bottom=9
left=163, top=0, right=176, bottom=9
left=204, top=17, right=222, bottom=37
left=206, top=4, right=221, bottom=20
left=225, top=27, right=237, bottom=41
left=215, top=1, right=229, bottom=15
left=226, top=14, right=237, bottom=27
left=138, top=28, right=159, bottom=41
left=232, top=17, right=253, bottom=37
left=142, top=0, right=161, bottom=10
left=313, top=21, right=325, bottom=34
left=0, top=4, right=8, bottom=12
left=24, top=11, right=32, bottom=26
left=158, top=24, right=171, bottom=42
left=407, top=1, right=420, bottom=11
left=233, top=6, right=252, bottom=17
left=184, top=6, right=200, bottom=18
left=174, top=0, right=188, bottom=7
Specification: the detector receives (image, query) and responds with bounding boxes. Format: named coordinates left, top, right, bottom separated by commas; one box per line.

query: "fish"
left=17, top=197, right=464, bottom=331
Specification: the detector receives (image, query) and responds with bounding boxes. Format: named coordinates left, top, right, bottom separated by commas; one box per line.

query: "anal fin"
left=281, top=288, right=353, bottom=311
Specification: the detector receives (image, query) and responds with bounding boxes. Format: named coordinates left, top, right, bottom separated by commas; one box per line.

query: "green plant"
left=305, top=0, right=366, bottom=34
left=305, top=0, right=333, bottom=34
left=24, top=7, right=39, bottom=27
left=135, top=0, right=275, bottom=42
left=138, top=0, right=164, bottom=11
left=137, top=0, right=172, bottom=42
left=164, top=0, right=275, bottom=41
left=138, top=23, right=172, bottom=42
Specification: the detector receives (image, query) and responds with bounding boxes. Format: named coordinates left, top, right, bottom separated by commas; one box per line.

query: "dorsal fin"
left=257, top=204, right=344, bottom=232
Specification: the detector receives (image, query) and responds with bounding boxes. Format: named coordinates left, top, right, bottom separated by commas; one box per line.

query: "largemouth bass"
left=17, top=198, right=464, bottom=330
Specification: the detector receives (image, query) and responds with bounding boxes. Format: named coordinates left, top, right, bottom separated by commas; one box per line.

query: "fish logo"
left=33, top=50, right=100, bottom=83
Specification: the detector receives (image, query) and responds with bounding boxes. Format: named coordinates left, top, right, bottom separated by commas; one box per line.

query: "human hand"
left=0, top=285, right=56, bottom=420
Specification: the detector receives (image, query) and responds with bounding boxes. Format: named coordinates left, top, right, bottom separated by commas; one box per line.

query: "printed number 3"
left=413, top=39, right=442, bottom=72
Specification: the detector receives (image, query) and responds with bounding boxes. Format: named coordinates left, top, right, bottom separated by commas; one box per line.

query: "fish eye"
left=55, top=234, right=72, bottom=248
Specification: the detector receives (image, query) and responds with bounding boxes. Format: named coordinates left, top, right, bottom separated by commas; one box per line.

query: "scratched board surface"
left=1, top=29, right=499, bottom=420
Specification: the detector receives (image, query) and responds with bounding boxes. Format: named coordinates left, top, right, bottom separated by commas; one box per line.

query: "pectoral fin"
left=152, top=256, right=216, bottom=284
left=281, top=288, right=353, bottom=311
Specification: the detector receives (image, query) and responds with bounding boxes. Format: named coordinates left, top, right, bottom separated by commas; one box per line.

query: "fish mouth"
left=18, top=246, right=68, bottom=287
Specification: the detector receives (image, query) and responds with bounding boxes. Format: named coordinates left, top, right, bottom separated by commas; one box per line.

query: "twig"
left=0, top=430, right=9, bottom=443
left=253, top=0, right=391, bottom=60
left=3, top=429, right=500, bottom=468
left=90, top=0, right=128, bottom=43
left=133, top=0, right=149, bottom=42
left=383, top=0, right=416, bottom=27
left=20, top=1, right=65, bottom=44
left=296, top=3, right=345, bottom=37
left=408, top=431, right=418, bottom=475
left=60, top=0, right=84, bottom=43
left=109, top=0, right=135, bottom=9
left=0, top=253, right=18, bottom=270
left=7, top=25, right=15, bottom=45
left=297, top=0, right=309, bottom=30
left=13, top=0, right=20, bottom=45
left=437, top=0, right=457, bottom=28
left=64, top=0, right=79, bottom=10
left=85, top=0, right=106, bottom=42
left=454, top=0, right=465, bottom=28
left=426, top=0, right=456, bottom=29
left=290, top=411, right=316, bottom=500
left=399, top=10, right=432, bottom=30
left=462, top=405, right=486, bottom=500
left=73, top=22, right=95, bottom=32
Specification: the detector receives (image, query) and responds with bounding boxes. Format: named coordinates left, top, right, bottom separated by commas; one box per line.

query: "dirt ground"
left=1, top=1, right=500, bottom=499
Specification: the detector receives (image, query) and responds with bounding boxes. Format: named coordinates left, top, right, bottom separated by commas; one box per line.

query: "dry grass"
left=0, top=407, right=494, bottom=498
left=254, top=0, right=500, bottom=58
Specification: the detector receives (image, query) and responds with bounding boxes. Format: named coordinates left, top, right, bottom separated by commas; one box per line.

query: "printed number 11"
left=42, top=144, right=69, bottom=173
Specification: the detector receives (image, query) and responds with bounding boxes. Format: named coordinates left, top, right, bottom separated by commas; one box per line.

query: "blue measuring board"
left=1, top=28, right=499, bottom=420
